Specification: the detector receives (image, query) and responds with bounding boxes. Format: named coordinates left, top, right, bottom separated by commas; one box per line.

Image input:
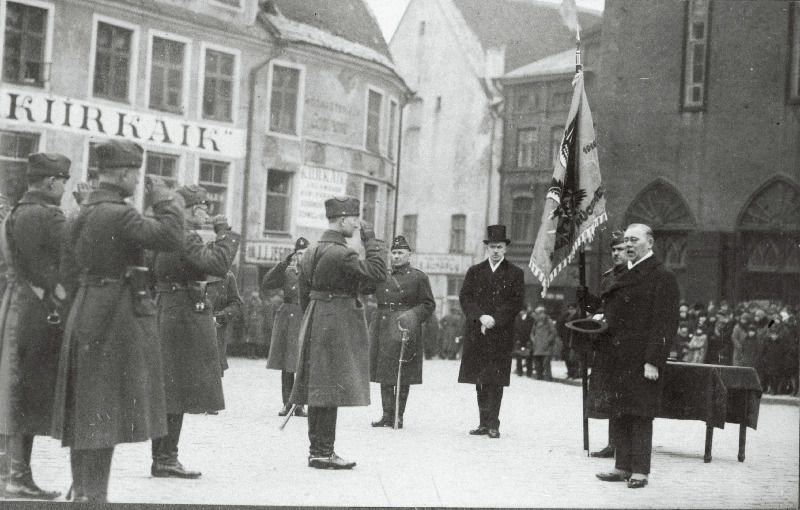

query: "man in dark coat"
left=51, top=140, right=183, bottom=502
left=595, top=223, right=680, bottom=489
left=440, top=307, right=465, bottom=359
left=207, top=270, right=243, bottom=375
left=365, top=235, right=435, bottom=429
left=0, top=153, right=70, bottom=499
left=289, top=196, right=386, bottom=469
left=558, top=303, right=581, bottom=378
left=458, top=225, right=525, bottom=439
left=151, top=185, right=240, bottom=479
left=513, top=304, right=534, bottom=377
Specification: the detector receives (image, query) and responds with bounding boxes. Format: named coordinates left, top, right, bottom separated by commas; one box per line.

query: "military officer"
left=289, top=196, right=386, bottom=470
left=151, top=185, right=240, bottom=478
left=207, top=270, right=243, bottom=376
left=364, top=235, right=434, bottom=429
left=0, top=153, right=70, bottom=499
left=51, top=140, right=183, bottom=502
left=262, top=237, right=310, bottom=417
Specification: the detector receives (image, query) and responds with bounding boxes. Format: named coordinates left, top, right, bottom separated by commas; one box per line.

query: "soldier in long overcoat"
left=51, top=141, right=183, bottom=502
left=0, top=154, right=69, bottom=499
left=289, top=196, right=386, bottom=469
left=152, top=185, right=240, bottom=479
left=364, top=235, right=434, bottom=429
left=262, top=237, right=309, bottom=417
left=207, top=270, right=243, bottom=374
left=458, top=225, right=525, bottom=439
left=422, top=313, right=441, bottom=360
left=595, top=224, right=679, bottom=489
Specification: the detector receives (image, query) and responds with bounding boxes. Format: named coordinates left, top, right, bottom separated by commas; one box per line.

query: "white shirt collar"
left=628, top=250, right=653, bottom=270
left=489, top=257, right=504, bottom=272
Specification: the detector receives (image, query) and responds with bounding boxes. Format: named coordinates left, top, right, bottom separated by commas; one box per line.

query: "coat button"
left=624, top=296, right=630, bottom=303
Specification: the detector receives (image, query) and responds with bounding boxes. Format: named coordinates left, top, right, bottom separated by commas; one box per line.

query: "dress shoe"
left=487, top=428, right=500, bottom=438
left=371, top=415, right=393, bottom=427
left=469, top=426, right=488, bottom=435
left=205, top=410, right=219, bottom=415
left=293, top=406, right=307, bottom=417
left=278, top=403, right=292, bottom=416
left=3, top=479, right=61, bottom=500
left=151, top=460, right=202, bottom=479
left=627, top=478, right=648, bottom=489
left=596, top=472, right=631, bottom=482
left=308, top=453, right=356, bottom=470
left=590, top=446, right=615, bottom=458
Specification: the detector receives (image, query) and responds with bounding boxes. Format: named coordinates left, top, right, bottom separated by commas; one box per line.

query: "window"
left=0, top=130, right=38, bottom=203
left=149, top=36, right=186, bottom=114
left=362, top=183, right=378, bottom=226
left=199, top=159, right=229, bottom=217
left=269, top=64, right=301, bottom=135
left=517, top=92, right=538, bottom=112
left=446, top=275, right=465, bottom=313
left=203, top=48, right=235, bottom=122
left=93, top=22, right=133, bottom=102
left=264, top=169, right=291, bottom=232
left=3, top=1, right=49, bottom=86
left=450, top=214, right=465, bottom=253
left=366, top=89, right=382, bottom=154
left=550, top=90, right=571, bottom=112
left=402, top=214, right=417, bottom=250
left=550, top=126, right=564, bottom=168
left=511, top=196, right=534, bottom=242
left=682, top=0, right=710, bottom=110
left=517, top=128, right=538, bottom=168
left=145, top=152, right=178, bottom=188
left=791, top=2, right=800, bottom=103
left=387, top=100, right=398, bottom=161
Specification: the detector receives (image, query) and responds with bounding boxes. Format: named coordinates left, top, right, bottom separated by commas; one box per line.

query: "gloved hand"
left=213, top=215, right=231, bottom=234
left=397, top=311, right=413, bottom=330
left=359, top=220, right=375, bottom=242
left=283, top=250, right=296, bottom=265
left=145, top=176, right=173, bottom=207
left=214, top=311, right=228, bottom=325
left=72, top=182, right=93, bottom=205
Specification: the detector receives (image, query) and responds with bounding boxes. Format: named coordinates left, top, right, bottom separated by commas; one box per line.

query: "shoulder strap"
left=308, top=243, right=332, bottom=289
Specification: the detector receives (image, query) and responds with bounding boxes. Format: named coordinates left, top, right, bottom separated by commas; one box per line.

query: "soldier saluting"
left=289, top=196, right=386, bottom=470
left=364, top=235, right=434, bottom=429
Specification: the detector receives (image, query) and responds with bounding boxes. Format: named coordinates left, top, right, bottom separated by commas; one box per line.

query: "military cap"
left=27, top=153, right=71, bottom=178
left=610, top=230, right=625, bottom=247
left=324, top=195, right=360, bottom=219
left=483, top=224, right=511, bottom=245
left=391, top=235, right=412, bottom=251
left=95, top=140, right=143, bottom=170
left=175, top=185, right=209, bottom=208
left=295, top=237, right=310, bottom=251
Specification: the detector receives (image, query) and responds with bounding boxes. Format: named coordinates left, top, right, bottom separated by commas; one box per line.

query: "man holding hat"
left=151, top=184, right=240, bottom=479
left=0, top=153, right=70, bottom=499
left=458, top=225, right=525, bottom=439
left=364, top=235, right=434, bottom=429
left=262, top=236, right=310, bottom=417
left=51, top=140, right=183, bottom=502
left=289, top=196, right=386, bottom=469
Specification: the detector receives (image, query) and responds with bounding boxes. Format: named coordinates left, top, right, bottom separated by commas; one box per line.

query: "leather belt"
left=309, top=290, right=356, bottom=301
left=155, top=282, right=189, bottom=292
left=378, top=303, right=412, bottom=312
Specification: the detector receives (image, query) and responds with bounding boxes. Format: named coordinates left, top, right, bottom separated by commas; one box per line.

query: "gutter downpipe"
left=392, top=95, right=410, bottom=239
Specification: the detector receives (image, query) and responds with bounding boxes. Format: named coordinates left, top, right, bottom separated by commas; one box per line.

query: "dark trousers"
left=380, top=384, right=410, bottom=418
left=607, top=416, right=618, bottom=448
left=0, top=434, right=8, bottom=483
left=476, top=384, right=503, bottom=429
left=515, top=355, right=533, bottom=376
left=307, top=406, right=337, bottom=457
left=533, top=356, right=552, bottom=381
left=281, top=371, right=295, bottom=404
left=613, top=414, right=653, bottom=474
left=70, top=447, right=114, bottom=502
left=4, top=434, right=34, bottom=482
left=151, top=413, right=184, bottom=463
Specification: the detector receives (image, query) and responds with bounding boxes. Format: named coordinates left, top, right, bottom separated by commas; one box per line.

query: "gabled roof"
left=502, top=48, right=574, bottom=80
left=451, top=0, right=600, bottom=73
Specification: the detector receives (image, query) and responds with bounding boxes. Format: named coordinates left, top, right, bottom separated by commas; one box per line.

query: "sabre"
left=279, top=404, right=298, bottom=430
left=395, top=323, right=410, bottom=430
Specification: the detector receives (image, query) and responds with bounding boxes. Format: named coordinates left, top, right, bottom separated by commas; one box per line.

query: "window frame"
left=266, top=59, right=305, bottom=139
left=144, top=149, right=183, bottom=189
left=789, top=1, right=800, bottom=105
left=144, top=29, right=192, bottom=116
left=87, top=14, right=139, bottom=105
left=198, top=41, right=240, bottom=124
left=387, top=97, right=398, bottom=161
left=0, top=0, right=55, bottom=90
left=680, top=0, right=712, bottom=112
left=0, top=128, right=42, bottom=203
left=516, top=127, right=538, bottom=169
left=262, top=168, right=293, bottom=234
left=510, top=194, right=535, bottom=242
left=449, top=213, right=466, bottom=254
left=363, top=85, right=384, bottom=155
left=361, top=181, right=379, bottom=228
left=198, top=157, right=233, bottom=219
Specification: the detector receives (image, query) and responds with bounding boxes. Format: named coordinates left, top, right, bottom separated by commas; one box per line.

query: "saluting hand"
left=644, top=363, right=659, bottom=381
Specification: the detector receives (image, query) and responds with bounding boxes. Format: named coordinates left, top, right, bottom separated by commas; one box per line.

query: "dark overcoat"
left=154, top=228, right=240, bottom=414
left=262, top=261, right=303, bottom=372
left=457, top=259, right=525, bottom=387
left=51, top=183, right=183, bottom=449
left=364, top=262, right=435, bottom=385
left=0, top=191, right=65, bottom=436
left=439, top=311, right=465, bottom=358
left=207, top=271, right=242, bottom=372
left=600, top=255, right=680, bottom=418
left=587, top=264, right=626, bottom=415
left=289, top=230, right=386, bottom=407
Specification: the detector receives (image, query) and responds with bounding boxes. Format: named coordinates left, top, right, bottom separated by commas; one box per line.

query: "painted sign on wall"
left=296, top=166, right=347, bottom=229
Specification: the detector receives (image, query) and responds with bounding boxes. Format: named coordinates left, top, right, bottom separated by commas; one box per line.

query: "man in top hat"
left=458, top=225, right=525, bottom=439
left=262, top=236, right=310, bottom=417
left=0, top=153, right=70, bottom=499
left=151, top=184, right=240, bottom=478
left=289, top=196, right=386, bottom=469
left=364, top=235, right=434, bottom=429
left=51, top=140, right=183, bottom=502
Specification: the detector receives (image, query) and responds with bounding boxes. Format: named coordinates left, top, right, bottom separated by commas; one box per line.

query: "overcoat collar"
left=607, top=255, right=662, bottom=293
left=391, top=262, right=411, bottom=275
left=18, top=190, right=60, bottom=207
left=319, top=229, right=347, bottom=246
left=477, top=258, right=508, bottom=276
left=84, top=183, right=128, bottom=206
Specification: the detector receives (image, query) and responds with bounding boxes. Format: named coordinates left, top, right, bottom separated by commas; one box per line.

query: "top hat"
left=95, top=140, right=144, bottom=171
left=565, top=317, right=609, bottom=335
left=391, top=235, right=412, bottom=251
left=483, top=224, right=511, bottom=245
left=324, top=195, right=360, bottom=219
left=610, top=230, right=625, bottom=247
left=295, top=237, right=310, bottom=251
left=175, top=185, right=209, bottom=208
left=27, top=153, right=71, bottom=178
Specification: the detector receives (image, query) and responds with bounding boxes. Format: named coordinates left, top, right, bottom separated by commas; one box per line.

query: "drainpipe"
left=392, top=98, right=407, bottom=239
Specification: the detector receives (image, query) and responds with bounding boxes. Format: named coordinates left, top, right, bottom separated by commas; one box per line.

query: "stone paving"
left=17, top=358, right=800, bottom=507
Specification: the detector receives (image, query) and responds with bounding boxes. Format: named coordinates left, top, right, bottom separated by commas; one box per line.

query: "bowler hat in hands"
left=175, top=185, right=209, bottom=208
left=95, top=140, right=144, bottom=171
left=391, top=235, right=412, bottom=251
left=295, top=237, right=310, bottom=251
left=324, top=195, right=360, bottom=219
left=27, top=153, right=71, bottom=178
left=483, top=224, right=511, bottom=245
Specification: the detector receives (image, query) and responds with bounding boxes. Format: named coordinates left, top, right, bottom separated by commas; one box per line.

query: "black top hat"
left=483, top=224, right=511, bottom=245
left=295, top=237, right=310, bottom=251
left=565, top=318, right=609, bottom=335
left=391, top=235, right=411, bottom=251
left=610, top=230, right=625, bottom=248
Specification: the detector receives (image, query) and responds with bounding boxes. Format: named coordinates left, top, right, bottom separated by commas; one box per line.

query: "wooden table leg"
left=738, top=394, right=749, bottom=462
left=704, top=425, right=713, bottom=463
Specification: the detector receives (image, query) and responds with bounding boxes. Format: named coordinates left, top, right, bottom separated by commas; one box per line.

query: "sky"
left=365, top=0, right=606, bottom=43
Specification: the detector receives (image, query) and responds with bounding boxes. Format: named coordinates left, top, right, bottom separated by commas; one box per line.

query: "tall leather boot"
left=151, top=414, right=201, bottom=479
left=85, top=447, right=113, bottom=503
left=4, top=435, right=59, bottom=499
left=371, top=385, right=394, bottom=427
left=395, top=385, right=410, bottom=429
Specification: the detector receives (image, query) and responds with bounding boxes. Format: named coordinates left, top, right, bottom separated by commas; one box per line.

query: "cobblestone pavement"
left=19, top=358, right=800, bottom=508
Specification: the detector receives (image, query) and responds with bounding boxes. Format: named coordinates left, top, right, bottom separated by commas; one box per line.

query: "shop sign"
left=295, top=166, right=347, bottom=229
left=411, top=253, right=475, bottom=275
left=246, top=240, right=295, bottom=265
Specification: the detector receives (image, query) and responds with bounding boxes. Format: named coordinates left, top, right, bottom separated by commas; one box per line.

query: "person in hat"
left=288, top=196, right=386, bottom=469
left=150, top=184, right=240, bottom=479
left=262, top=237, right=310, bottom=417
left=458, top=225, right=525, bottom=439
left=51, top=140, right=183, bottom=502
left=0, top=153, right=71, bottom=499
left=363, top=235, right=434, bottom=429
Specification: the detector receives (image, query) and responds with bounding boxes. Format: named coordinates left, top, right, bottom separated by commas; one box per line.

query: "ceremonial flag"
left=529, top=71, right=606, bottom=297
